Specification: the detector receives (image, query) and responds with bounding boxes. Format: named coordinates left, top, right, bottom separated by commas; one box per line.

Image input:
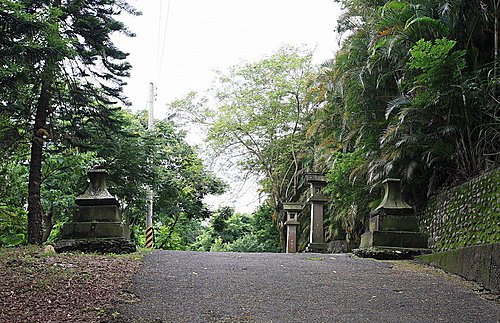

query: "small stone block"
left=55, top=238, right=136, bottom=254
left=360, top=231, right=428, bottom=249
left=73, top=205, right=122, bottom=222
left=283, top=203, right=303, bottom=212
left=308, top=194, right=329, bottom=203
left=62, top=222, right=131, bottom=239
left=305, top=242, right=327, bottom=252
left=304, top=173, right=327, bottom=184
left=369, top=214, right=419, bottom=232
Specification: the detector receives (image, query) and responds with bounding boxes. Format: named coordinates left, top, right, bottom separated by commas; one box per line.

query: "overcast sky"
left=115, top=0, right=342, bottom=213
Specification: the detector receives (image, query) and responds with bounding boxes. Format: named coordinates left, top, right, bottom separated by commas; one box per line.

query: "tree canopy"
left=1, top=0, right=498, bottom=251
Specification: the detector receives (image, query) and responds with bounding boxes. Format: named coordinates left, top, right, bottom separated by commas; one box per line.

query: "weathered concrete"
left=359, top=178, right=428, bottom=253
left=122, top=251, right=500, bottom=322
left=369, top=214, right=420, bottom=232
left=283, top=202, right=302, bottom=254
left=55, top=237, right=136, bottom=254
left=56, top=168, right=135, bottom=253
left=61, top=221, right=130, bottom=238
left=305, top=173, right=328, bottom=252
left=420, top=168, right=500, bottom=251
left=361, top=231, right=428, bottom=249
left=416, top=243, right=500, bottom=293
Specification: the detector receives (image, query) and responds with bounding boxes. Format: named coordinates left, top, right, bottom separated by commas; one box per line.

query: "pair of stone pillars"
left=283, top=175, right=428, bottom=255
left=283, top=173, right=328, bottom=253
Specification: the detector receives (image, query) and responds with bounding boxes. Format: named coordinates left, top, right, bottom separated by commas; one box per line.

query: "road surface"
left=122, top=251, right=500, bottom=322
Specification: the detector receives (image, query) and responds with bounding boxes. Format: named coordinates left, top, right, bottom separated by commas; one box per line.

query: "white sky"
left=115, top=0, right=342, bottom=213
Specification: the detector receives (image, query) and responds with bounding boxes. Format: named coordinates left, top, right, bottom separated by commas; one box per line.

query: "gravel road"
left=122, top=251, right=500, bottom=322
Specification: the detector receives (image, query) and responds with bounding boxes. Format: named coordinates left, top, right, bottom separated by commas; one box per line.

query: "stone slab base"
left=305, top=242, right=327, bottom=253
left=415, top=243, right=500, bottom=293
left=62, top=222, right=131, bottom=239
left=360, top=230, right=428, bottom=249
left=55, top=238, right=136, bottom=254
left=74, top=205, right=122, bottom=222
left=327, top=240, right=354, bottom=253
left=353, top=247, right=430, bottom=260
left=369, top=214, right=419, bottom=232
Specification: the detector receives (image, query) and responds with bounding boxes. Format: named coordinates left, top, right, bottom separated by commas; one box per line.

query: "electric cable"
left=158, top=0, right=172, bottom=81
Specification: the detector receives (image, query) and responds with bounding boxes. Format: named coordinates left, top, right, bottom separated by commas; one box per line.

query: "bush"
left=0, top=204, right=27, bottom=247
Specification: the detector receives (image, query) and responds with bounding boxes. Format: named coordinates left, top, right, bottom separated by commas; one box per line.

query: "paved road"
left=122, top=251, right=500, bottom=322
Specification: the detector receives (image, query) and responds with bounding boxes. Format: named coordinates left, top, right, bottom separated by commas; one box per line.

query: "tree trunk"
left=27, top=73, right=53, bottom=245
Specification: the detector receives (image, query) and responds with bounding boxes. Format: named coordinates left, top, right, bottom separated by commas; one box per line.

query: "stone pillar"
left=359, top=178, right=428, bottom=252
left=55, top=168, right=136, bottom=253
left=305, top=173, right=328, bottom=252
left=283, top=202, right=302, bottom=253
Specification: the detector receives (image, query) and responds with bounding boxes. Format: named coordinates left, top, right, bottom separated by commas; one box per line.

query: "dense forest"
left=1, top=0, right=498, bottom=251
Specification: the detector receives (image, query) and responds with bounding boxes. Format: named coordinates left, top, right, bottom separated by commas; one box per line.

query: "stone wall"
left=416, top=244, right=500, bottom=293
left=421, top=169, right=500, bottom=251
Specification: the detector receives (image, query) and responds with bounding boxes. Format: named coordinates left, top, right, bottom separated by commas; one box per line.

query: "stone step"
left=62, top=222, right=130, bottom=239
left=73, top=205, right=122, bottom=222
left=369, top=214, right=420, bottom=232
left=360, top=230, right=428, bottom=249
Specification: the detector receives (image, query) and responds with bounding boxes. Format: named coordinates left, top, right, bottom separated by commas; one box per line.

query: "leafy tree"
left=192, top=205, right=280, bottom=253
left=0, top=0, right=138, bottom=244
left=308, top=0, right=499, bottom=243
left=206, top=46, right=318, bottom=216
left=73, top=108, right=226, bottom=247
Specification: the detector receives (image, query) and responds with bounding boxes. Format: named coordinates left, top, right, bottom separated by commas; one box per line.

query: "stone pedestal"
left=358, top=178, right=428, bottom=257
left=283, top=202, right=302, bottom=253
left=55, top=169, right=135, bottom=254
left=305, top=173, right=328, bottom=252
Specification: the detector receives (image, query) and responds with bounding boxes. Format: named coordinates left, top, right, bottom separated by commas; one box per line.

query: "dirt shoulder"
left=0, top=246, right=146, bottom=323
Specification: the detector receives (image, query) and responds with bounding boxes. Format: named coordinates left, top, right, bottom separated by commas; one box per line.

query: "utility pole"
left=145, top=82, right=155, bottom=248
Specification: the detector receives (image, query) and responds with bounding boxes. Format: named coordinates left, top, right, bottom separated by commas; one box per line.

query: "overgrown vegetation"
left=0, top=0, right=225, bottom=248
left=177, top=0, right=499, bottom=249
left=193, top=205, right=281, bottom=253
left=1, top=0, right=498, bottom=251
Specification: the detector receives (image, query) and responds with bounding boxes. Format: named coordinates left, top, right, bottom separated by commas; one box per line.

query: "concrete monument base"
left=360, top=230, right=428, bottom=249
left=358, top=179, right=428, bottom=257
left=55, top=237, right=136, bottom=254
left=305, top=242, right=327, bottom=252
left=56, top=168, right=135, bottom=254
left=354, top=246, right=430, bottom=260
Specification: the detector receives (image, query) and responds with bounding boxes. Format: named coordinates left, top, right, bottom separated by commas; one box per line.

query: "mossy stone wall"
left=421, top=169, right=500, bottom=251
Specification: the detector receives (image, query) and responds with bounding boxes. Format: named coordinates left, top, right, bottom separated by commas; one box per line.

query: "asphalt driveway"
left=122, top=251, right=500, bottom=322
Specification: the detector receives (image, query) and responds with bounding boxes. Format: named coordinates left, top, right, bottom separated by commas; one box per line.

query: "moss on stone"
left=419, top=169, right=500, bottom=251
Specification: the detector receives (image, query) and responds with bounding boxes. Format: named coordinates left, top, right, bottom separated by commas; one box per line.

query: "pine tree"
left=0, top=0, right=138, bottom=244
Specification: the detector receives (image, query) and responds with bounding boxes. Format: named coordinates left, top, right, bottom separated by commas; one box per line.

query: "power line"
left=155, top=0, right=163, bottom=77
left=158, top=0, right=172, bottom=80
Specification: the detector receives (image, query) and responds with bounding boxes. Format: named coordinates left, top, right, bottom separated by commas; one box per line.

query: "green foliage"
left=193, top=205, right=280, bottom=253
left=324, top=151, right=372, bottom=243
left=309, top=0, right=499, bottom=243
left=407, top=38, right=466, bottom=87
left=0, top=204, right=27, bottom=247
left=155, top=217, right=205, bottom=251
left=205, top=46, right=317, bottom=209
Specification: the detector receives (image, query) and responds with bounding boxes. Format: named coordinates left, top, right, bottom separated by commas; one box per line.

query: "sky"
left=114, top=0, right=342, bottom=213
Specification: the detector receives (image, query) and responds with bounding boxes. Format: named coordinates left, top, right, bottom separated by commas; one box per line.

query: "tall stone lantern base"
left=283, top=202, right=302, bottom=253
left=356, top=178, right=428, bottom=259
left=55, top=168, right=136, bottom=254
left=304, top=173, right=328, bottom=253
